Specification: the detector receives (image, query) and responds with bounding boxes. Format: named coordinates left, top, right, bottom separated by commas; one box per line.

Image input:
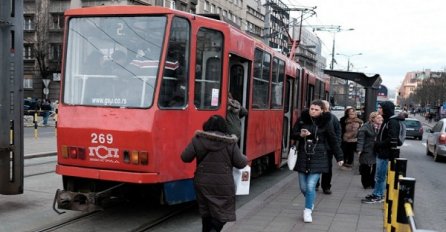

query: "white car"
left=426, top=118, right=446, bottom=162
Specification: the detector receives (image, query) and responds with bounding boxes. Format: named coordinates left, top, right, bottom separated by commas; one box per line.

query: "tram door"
left=229, top=55, right=249, bottom=154
left=281, top=77, right=294, bottom=160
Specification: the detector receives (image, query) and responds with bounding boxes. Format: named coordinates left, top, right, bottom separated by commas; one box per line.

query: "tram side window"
left=307, top=84, right=314, bottom=107
left=159, top=17, right=190, bottom=108
left=194, top=28, right=223, bottom=110
left=314, top=79, right=321, bottom=101
left=252, top=49, right=270, bottom=109
left=271, top=58, right=285, bottom=109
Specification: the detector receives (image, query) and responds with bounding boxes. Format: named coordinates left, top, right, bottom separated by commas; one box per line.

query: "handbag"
left=287, top=145, right=298, bottom=171
left=233, top=165, right=251, bottom=195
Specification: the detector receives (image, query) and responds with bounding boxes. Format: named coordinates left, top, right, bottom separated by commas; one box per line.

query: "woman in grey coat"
left=181, top=115, right=247, bottom=232
left=356, top=112, right=383, bottom=189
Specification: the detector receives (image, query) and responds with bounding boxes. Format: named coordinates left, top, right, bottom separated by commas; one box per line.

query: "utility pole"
left=337, top=52, right=362, bottom=108
left=313, top=26, right=354, bottom=106
left=0, top=0, right=24, bottom=195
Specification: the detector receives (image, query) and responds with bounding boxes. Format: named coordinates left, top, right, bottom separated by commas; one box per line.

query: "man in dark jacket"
left=362, top=101, right=402, bottom=203
left=318, top=100, right=342, bottom=194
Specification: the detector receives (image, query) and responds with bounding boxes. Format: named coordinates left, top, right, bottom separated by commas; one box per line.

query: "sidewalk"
left=223, top=166, right=384, bottom=232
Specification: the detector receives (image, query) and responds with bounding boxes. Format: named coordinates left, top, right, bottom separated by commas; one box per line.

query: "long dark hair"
left=203, top=115, right=229, bottom=134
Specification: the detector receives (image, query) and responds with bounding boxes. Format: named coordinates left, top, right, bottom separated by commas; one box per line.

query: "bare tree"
left=34, top=1, right=52, bottom=82
left=412, top=72, right=446, bottom=107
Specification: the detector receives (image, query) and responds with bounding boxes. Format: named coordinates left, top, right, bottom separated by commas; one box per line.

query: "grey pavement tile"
left=264, top=222, right=295, bottom=232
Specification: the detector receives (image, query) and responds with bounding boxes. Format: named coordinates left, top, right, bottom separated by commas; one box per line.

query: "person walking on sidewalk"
left=291, top=99, right=344, bottom=223
left=362, top=101, right=401, bottom=204
left=342, top=109, right=363, bottom=169
left=317, top=100, right=342, bottom=195
left=181, top=115, right=247, bottom=232
left=356, top=112, right=383, bottom=189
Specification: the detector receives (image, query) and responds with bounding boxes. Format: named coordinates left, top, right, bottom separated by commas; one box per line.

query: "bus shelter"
left=323, top=70, right=382, bottom=120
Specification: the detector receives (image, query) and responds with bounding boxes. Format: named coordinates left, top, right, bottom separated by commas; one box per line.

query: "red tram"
left=54, top=6, right=329, bottom=210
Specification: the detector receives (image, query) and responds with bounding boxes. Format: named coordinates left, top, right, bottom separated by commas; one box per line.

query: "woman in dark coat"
left=291, top=100, right=344, bottom=223
left=356, top=112, right=383, bottom=189
left=181, top=115, right=247, bottom=232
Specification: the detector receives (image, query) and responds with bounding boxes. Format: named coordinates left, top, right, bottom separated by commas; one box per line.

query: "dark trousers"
left=202, top=216, right=226, bottom=232
left=317, top=154, right=333, bottom=190
left=359, top=164, right=376, bottom=189
left=342, top=142, right=357, bottom=165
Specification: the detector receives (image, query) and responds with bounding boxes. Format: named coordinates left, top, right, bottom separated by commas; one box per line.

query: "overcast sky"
left=287, top=0, right=446, bottom=91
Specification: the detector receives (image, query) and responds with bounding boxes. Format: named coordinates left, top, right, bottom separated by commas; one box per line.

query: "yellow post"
left=34, top=111, right=38, bottom=139
left=54, top=110, right=58, bottom=136
left=395, top=177, right=416, bottom=232
left=390, top=158, right=408, bottom=231
left=384, top=160, right=395, bottom=231
left=9, top=120, right=13, bottom=144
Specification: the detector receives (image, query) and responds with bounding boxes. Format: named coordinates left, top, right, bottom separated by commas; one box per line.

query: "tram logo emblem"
left=88, top=145, right=119, bottom=161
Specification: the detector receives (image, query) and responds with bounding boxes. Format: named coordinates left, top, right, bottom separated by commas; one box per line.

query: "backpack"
left=381, top=116, right=406, bottom=146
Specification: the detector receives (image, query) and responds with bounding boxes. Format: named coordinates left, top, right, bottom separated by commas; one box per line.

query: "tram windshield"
left=63, top=16, right=166, bottom=108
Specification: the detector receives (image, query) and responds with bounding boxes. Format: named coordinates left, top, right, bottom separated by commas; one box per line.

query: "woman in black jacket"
left=181, top=115, right=247, bottom=232
left=291, top=100, right=344, bottom=223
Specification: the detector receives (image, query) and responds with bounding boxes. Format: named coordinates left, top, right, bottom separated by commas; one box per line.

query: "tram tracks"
left=31, top=202, right=197, bottom=232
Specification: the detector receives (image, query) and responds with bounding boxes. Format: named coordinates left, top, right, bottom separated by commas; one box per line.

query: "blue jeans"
left=298, top=172, right=320, bottom=209
left=372, top=156, right=389, bottom=197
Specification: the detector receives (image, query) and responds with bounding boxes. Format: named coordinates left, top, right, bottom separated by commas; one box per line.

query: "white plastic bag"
left=233, top=165, right=251, bottom=195
left=287, top=146, right=298, bottom=171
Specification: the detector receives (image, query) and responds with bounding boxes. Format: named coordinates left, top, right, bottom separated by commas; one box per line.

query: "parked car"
left=403, top=118, right=423, bottom=140
left=426, top=118, right=446, bottom=162
left=24, top=98, right=38, bottom=115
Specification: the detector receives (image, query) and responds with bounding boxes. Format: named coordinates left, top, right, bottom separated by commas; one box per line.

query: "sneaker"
left=364, top=194, right=377, bottom=200
left=303, top=208, right=312, bottom=223
left=361, top=195, right=384, bottom=204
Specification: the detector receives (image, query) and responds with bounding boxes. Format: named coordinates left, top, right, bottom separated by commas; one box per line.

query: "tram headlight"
left=131, top=151, right=139, bottom=164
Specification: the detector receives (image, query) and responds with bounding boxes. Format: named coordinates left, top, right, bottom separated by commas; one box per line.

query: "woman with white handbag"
left=291, top=100, right=344, bottom=223
left=181, top=115, right=247, bottom=232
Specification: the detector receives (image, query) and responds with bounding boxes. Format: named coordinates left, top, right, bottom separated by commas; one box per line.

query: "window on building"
left=210, top=4, right=215, bottom=13
left=194, top=28, right=223, bottom=110
left=24, top=15, right=34, bottom=30
left=49, top=43, right=62, bottom=61
left=252, top=49, right=271, bottom=109
left=223, top=10, right=227, bottom=17
left=204, top=1, right=209, bottom=11
left=23, top=78, right=33, bottom=89
left=24, top=44, right=33, bottom=60
left=51, top=14, right=64, bottom=30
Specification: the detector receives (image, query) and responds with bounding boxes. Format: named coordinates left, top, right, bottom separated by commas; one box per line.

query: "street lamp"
left=336, top=52, right=363, bottom=107
left=313, top=26, right=354, bottom=105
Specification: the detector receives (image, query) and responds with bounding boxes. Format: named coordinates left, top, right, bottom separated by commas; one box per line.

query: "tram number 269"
left=91, top=133, right=113, bottom=144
